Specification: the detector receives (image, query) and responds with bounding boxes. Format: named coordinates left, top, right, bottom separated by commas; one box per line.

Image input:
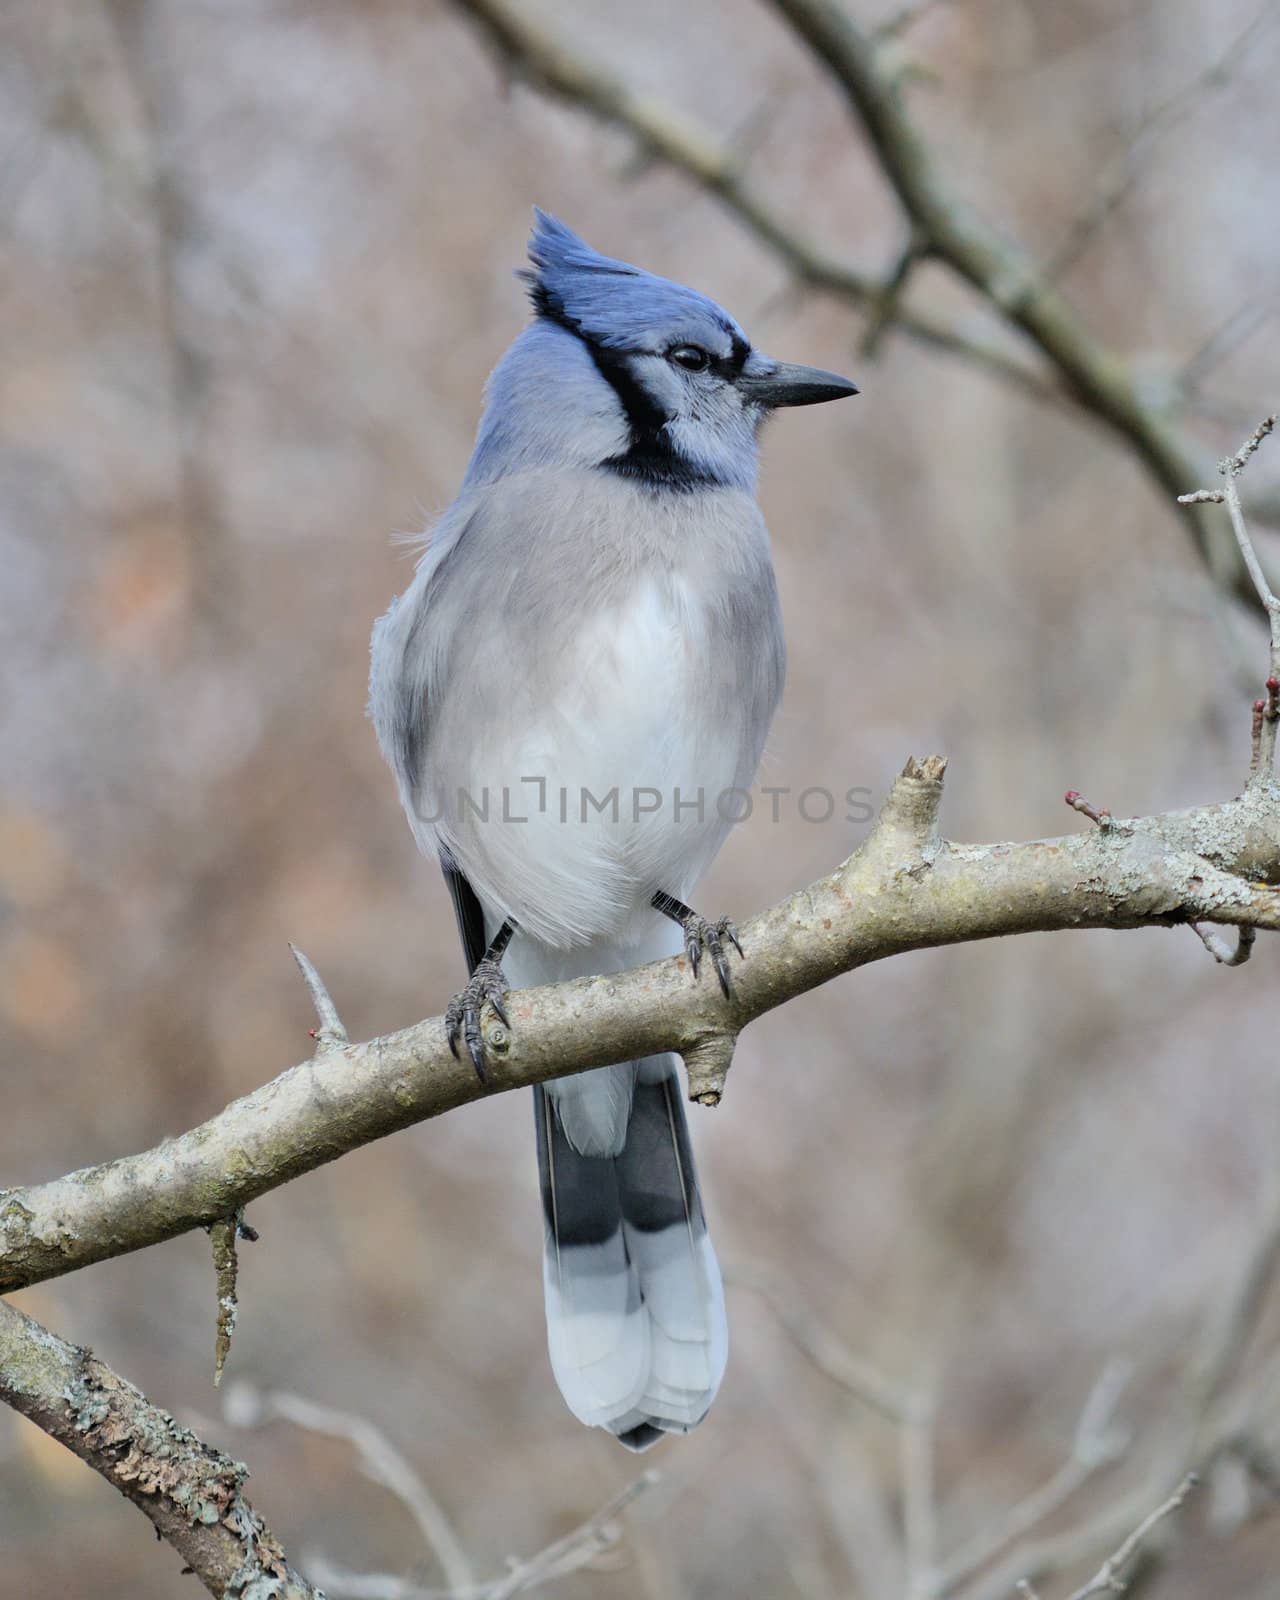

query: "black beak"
left=736, top=360, right=859, bottom=408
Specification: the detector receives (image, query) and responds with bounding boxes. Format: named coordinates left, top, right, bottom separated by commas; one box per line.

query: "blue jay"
left=370, top=212, right=856, bottom=1449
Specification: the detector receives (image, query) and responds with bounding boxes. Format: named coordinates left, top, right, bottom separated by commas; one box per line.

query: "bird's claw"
left=445, top=957, right=510, bottom=1081
left=680, top=913, right=744, bottom=998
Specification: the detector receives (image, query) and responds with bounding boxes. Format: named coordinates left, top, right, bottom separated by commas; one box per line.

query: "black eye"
left=669, top=344, right=711, bottom=372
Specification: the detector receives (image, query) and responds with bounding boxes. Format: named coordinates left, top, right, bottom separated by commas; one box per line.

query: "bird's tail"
left=535, top=1056, right=727, bottom=1450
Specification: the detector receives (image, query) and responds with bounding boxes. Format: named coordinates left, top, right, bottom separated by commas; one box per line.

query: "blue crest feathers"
left=522, top=208, right=745, bottom=353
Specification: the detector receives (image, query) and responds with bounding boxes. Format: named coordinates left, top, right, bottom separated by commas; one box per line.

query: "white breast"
left=454, top=579, right=744, bottom=946
left=397, top=470, right=783, bottom=950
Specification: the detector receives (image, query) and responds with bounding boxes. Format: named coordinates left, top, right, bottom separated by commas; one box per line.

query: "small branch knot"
left=887, top=754, right=948, bottom=835
left=682, top=1032, right=738, bottom=1106
left=875, top=754, right=948, bottom=849
left=845, top=756, right=949, bottom=888
left=901, top=754, right=948, bottom=784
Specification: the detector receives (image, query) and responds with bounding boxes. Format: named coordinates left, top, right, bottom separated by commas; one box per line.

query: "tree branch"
left=0, top=1297, right=319, bottom=1599
left=308, top=1472, right=656, bottom=1600
left=1033, top=1472, right=1199, bottom=1600
left=450, top=0, right=1065, bottom=407
left=450, top=0, right=1280, bottom=602
left=762, top=0, right=1268, bottom=602
left=1041, top=6, right=1276, bottom=285
left=3, top=756, right=1279, bottom=1295
left=225, top=1381, right=476, bottom=1594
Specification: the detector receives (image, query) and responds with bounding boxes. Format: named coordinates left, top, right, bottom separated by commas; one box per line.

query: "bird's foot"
left=445, top=957, right=510, bottom=1082
left=649, top=889, right=739, bottom=985
left=680, top=912, right=744, bottom=997
left=651, top=891, right=744, bottom=997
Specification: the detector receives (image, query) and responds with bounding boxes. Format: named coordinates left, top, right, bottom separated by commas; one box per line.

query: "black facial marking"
left=531, top=283, right=728, bottom=490
left=528, top=279, right=575, bottom=330
left=601, top=436, right=725, bottom=491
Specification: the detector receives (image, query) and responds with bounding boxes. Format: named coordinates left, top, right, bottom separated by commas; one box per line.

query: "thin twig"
left=1184, top=1182, right=1280, bottom=1444
left=761, top=0, right=1259, bottom=605
left=1221, top=445, right=1280, bottom=701
left=483, top=1473, right=657, bottom=1600
left=928, top=1363, right=1130, bottom=1599
left=1180, top=415, right=1280, bottom=778
left=1190, top=922, right=1256, bottom=966
left=730, top=1262, right=940, bottom=1599
left=207, top=1211, right=242, bottom=1387
left=873, top=0, right=953, bottom=41
left=862, top=231, right=933, bottom=358
left=1042, top=6, right=1278, bottom=284
left=225, top=1382, right=476, bottom=1595
left=307, top=1472, right=657, bottom=1600
left=1180, top=300, right=1273, bottom=402
left=101, top=0, right=239, bottom=633
left=290, top=941, right=350, bottom=1049
left=1176, top=423, right=1278, bottom=950
left=728, top=1259, right=918, bottom=1422
left=1064, top=791, right=1114, bottom=830
left=1061, top=1473, right=1199, bottom=1600
left=902, top=1387, right=939, bottom=1600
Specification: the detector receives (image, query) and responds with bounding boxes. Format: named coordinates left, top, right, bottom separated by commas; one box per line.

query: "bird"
left=369, top=211, right=857, bottom=1449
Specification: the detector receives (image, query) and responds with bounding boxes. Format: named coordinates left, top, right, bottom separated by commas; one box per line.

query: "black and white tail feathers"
left=442, top=854, right=727, bottom=1450
left=535, top=1060, right=727, bottom=1449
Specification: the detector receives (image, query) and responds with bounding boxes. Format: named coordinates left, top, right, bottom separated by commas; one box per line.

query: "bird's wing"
left=367, top=496, right=480, bottom=827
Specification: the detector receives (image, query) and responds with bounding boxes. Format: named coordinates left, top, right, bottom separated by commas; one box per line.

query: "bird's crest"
left=522, top=208, right=744, bottom=353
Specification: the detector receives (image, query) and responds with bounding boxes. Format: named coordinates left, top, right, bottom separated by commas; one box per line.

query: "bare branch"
left=728, top=1259, right=918, bottom=1422
left=450, top=0, right=1063, bottom=406
left=757, top=0, right=1261, bottom=604
left=873, top=0, right=955, bottom=43
left=981, top=1180, right=1280, bottom=1600
left=1043, top=6, right=1278, bottom=284
left=208, top=1212, right=241, bottom=1388
left=929, top=1365, right=1130, bottom=1599
left=291, top=941, right=351, bottom=1050
left=5, top=759, right=1280, bottom=1295
left=1061, top=1473, right=1199, bottom=1600
left=100, top=0, right=238, bottom=630
left=1180, top=415, right=1280, bottom=772
left=450, top=0, right=1278, bottom=613
left=1225, top=413, right=1278, bottom=478
left=861, top=229, right=933, bottom=359
left=225, top=1382, right=475, bottom=1594
left=474, top=1472, right=657, bottom=1600
left=902, top=1386, right=939, bottom=1600
left=0, top=1298, right=319, bottom=1599
left=307, top=1472, right=657, bottom=1600
left=1184, top=1183, right=1280, bottom=1444
left=1191, top=921, right=1256, bottom=966
left=1064, top=791, right=1114, bottom=831
left=1181, top=300, right=1275, bottom=404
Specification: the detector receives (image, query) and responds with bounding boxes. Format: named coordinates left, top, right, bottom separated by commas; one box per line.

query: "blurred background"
left=3, top=1, right=1280, bottom=1595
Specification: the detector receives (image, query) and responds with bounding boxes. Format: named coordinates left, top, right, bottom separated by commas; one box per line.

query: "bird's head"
left=467, top=211, right=858, bottom=493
